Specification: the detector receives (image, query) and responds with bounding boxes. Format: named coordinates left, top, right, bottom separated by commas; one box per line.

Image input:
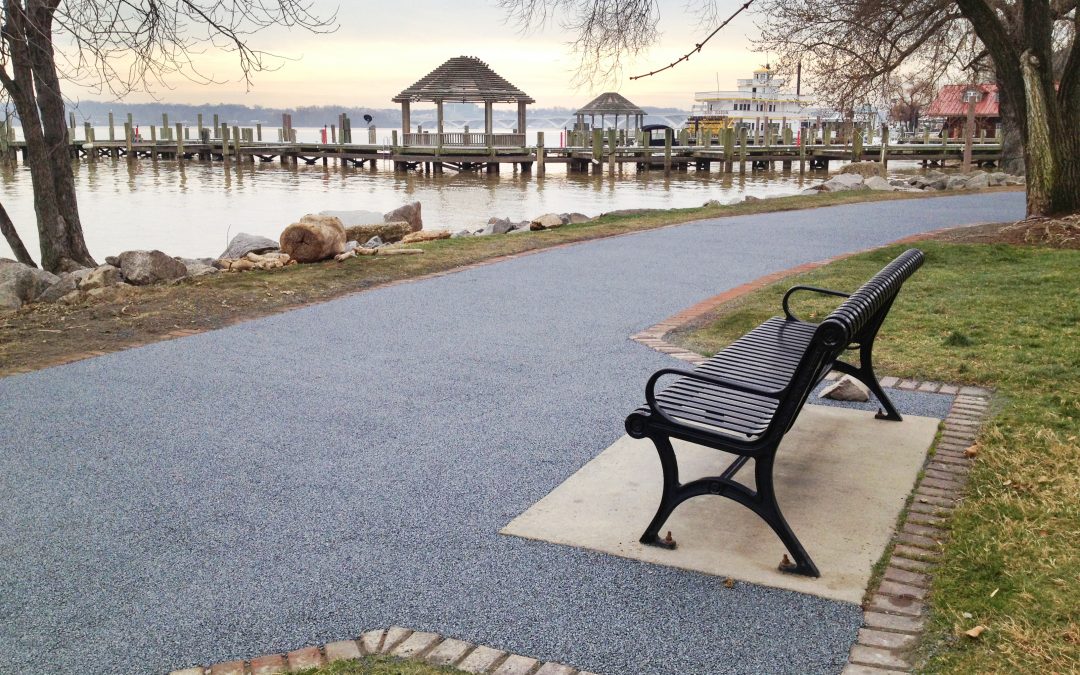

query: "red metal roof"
left=925, top=83, right=999, bottom=117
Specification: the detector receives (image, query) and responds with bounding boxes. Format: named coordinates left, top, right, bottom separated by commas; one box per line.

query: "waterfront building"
left=925, top=83, right=1000, bottom=138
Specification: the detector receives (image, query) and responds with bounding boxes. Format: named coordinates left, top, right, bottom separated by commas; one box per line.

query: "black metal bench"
left=625, top=248, right=926, bottom=577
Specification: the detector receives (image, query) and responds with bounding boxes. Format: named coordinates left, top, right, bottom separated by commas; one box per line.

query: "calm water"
left=4, top=124, right=926, bottom=261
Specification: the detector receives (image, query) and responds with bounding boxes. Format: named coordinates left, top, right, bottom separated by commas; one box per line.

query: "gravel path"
left=0, top=192, right=1023, bottom=675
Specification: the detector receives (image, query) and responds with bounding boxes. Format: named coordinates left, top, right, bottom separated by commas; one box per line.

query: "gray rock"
left=36, top=273, right=79, bottom=304
left=965, top=173, right=991, bottom=189
left=343, top=240, right=360, bottom=252
left=530, top=213, right=565, bottom=230
left=180, top=259, right=219, bottom=277
left=820, top=375, right=871, bottom=402
left=889, top=179, right=910, bottom=187
left=703, top=199, right=724, bottom=207
left=319, top=209, right=385, bottom=226
left=567, top=213, right=591, bottom=224
left=482, top=218, right=514, bottom=236
left=105, top=255, right=120, bottom=267
left=945, top=175, right=969, bottom=190
left=345, top=222, right=412, bottom=245
left=988, top=172, right=1008, bottom=186
left=599, top=208, right=662, bottom=218
left=362, top=236, right=384, bottom=249
left=838, top=162, right=885, bottom=179
left=383, top=202, right=422, bottom=232
left=451, top=229, right=473, bottom=238
left=821, top=173, right=866, bottom=192
left=218, top=233, right=279, bottom=260
left=864, top=176, right=895, bottom=191
left=0, top=262, right=59, bottom=310
left=744, top=195, right=761, bottom=202
left=81, top=264, right=122, bottom=290
left=117, top=250, right=188, bottom=286
left=928, top=176, right=950, bottom=190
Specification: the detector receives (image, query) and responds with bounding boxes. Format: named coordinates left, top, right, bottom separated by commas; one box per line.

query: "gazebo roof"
left=393, top=56, right=534, bottom=104
left=574, top=92, right=645, bottom=116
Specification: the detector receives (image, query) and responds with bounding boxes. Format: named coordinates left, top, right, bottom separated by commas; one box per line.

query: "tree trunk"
left=26, top=2, right=95, bottom=271
left=0, top=201, right=37, bottom=266
left=997, top=76, right=1026, bottom=175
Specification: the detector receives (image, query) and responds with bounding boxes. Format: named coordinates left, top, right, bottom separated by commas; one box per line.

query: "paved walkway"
left=0, top=192, right=1024, bottom=675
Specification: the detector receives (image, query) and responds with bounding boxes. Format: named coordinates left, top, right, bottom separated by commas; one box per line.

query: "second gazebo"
left=392, top=56, right=534, bottom=139
left=574, top=92, right=646, bottom=133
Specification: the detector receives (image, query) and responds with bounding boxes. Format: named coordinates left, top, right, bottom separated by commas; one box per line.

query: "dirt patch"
left=929, top=214, right=1080, bottom=249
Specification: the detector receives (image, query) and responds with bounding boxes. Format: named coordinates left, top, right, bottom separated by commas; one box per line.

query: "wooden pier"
left=0, top=120, right=1004, bottom=176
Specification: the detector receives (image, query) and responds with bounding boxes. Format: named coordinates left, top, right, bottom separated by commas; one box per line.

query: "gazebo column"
left=516, top=100, right=527, bottom=135
left=401, top=101, right=411, bottom=136
left=485, top=101, right=493, bottom=135
left=436, top=100, right=444, bottom=135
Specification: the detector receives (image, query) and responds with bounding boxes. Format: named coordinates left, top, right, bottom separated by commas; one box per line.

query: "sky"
left=65, top=0, right=767, bottom=110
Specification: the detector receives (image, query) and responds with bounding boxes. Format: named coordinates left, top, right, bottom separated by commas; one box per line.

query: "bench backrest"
left=766, top=248, right=926, bottom=439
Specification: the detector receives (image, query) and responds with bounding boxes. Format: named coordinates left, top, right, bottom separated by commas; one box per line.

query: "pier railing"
left=402, top=132, right=526, bottom=148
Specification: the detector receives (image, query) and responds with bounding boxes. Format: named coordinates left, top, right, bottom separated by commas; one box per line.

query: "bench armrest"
left=782, top=285, right=851, bottom=322
left=645, top=368, right=786, bottom=426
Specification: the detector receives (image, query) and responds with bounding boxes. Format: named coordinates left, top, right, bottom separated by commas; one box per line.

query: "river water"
left=0, top=126, right=904, bottom=261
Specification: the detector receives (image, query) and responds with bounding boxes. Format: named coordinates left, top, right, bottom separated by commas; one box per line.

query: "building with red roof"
left=925, top=83, right=1000, bottom=138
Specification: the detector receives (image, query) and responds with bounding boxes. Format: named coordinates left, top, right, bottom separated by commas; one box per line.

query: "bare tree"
left=0, top=1, right=336, bottom=273
left=503, top=0, right=1080, bottom=217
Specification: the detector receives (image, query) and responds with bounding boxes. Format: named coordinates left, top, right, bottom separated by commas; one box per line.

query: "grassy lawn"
left=294, top=655, right=466, bottom=674
left=0, top=188, right=1019, bottom=376
left=669, top=241, right=1079, bottom=673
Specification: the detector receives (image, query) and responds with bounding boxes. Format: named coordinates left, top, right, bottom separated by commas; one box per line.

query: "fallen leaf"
left=965, top=625, right=987, bottom=638
left=965, top=444, right=980, bottom=458
left=962, top=612, right=973, bottom=619
left=724, top=578, right=735, bottom=589
left=990, top=588, right=999, bottom=598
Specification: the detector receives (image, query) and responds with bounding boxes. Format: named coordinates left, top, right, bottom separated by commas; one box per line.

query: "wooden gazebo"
left=574, top=92, right=646, bottom=133
left=393, top=56, right=534, bottom=145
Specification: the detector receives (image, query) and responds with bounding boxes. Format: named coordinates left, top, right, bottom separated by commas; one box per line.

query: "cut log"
left=279, top=214, right=347, bottom=263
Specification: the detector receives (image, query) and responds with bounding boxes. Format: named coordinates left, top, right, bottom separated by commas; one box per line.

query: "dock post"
left=823, top=126, right=832, bottom=147
left=232, top=125, right=241, bottom=162
left=124, top=122, right=133, bottom=160
left=537, top=131, right=546, bottom=176
left=799, top=128, right=807, bottom=174
left=82, top=121, right=92, bottom=145
left=368, top=125, right=376, bottom=144
left=879, top=124, right=889, bottom=169
left=257, top=123, right=262, bottom=142
left=213, top=114, right=220, bottom=139
left=608, top=128, right=617, bottom=174
left=108, top=112, right=115, bottom=141
left=221, top=124, right=229, bottom=160
left=176, top=123, right=184, bottom=159
left=197, top=114, right=204, bottom=138
left=664, top=128, right=672, bottom=175
left=591, top=128, right=602, bottom=174
left=738, top=127, right=748, bottom=173
left=331, top=125, right=337, bottom=144
left=723, top=128, right=734, bottom=173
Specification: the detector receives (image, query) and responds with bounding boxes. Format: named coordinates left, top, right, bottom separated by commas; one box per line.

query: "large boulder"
left=181, top=258, right=220, bottom=277
left=530, top=213, right=565, bottom=231
left=218, top=232, right=280, bottom=259
left=0, top=261, right=59, bottom=310
left=36, top=274, right=79, bottom=304
left=280, top=214, right=347, bottom=263
left=383, top=202, right=422, bottom=232
left=400, top=229, right=451, bottom=244
left=965, top=173, right=991, bottom=190
left=864, top=176, right=895, bottom=191
left=117, top=251, right=188, bottom=285
left=839, top=162, right=886, bottom=179
left=482, top=217, right=514, bottom=236
left=945, top=175, right=969, bottom=190
left=821, top=173, right=867, bottom=192
left=344, top=221, right=413, bottom=245
left=80, top=264, right=122, bottom=290
left=566, top=212, right=591, bottom=224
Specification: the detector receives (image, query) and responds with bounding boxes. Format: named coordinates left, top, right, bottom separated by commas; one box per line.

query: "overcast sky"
left=69, top=1, right=767, bottom=110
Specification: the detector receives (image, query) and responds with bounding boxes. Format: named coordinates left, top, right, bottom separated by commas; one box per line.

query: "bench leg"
left=638, top=436, right=821, bottom=577
left=834, top=349, right=903, bottom=422
left=640, top=435, right=681, bottom=550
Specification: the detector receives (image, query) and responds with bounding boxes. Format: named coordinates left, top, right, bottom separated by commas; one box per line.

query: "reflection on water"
left=2, top=154, right=847, bottom=260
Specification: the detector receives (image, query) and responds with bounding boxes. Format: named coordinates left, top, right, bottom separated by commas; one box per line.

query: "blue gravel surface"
left=0, top=192, right=1023, bottom=675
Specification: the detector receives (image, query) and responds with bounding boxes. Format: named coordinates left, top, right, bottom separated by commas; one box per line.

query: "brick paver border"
left=170, top=626, right=598, bottom=675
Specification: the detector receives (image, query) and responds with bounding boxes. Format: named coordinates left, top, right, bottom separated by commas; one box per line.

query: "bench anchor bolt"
left=661, top=531, right=677, bottom=549
left=779, top=554, right=795, bottom=572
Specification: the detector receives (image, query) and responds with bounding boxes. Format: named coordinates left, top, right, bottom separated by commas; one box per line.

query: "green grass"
left=670, top=241, right=1080, bottom=673
left=293, top=655, right=467, bottom=675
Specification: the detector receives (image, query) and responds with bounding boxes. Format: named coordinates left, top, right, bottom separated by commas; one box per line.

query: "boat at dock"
left=686, top=66, right=811, bottom=140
